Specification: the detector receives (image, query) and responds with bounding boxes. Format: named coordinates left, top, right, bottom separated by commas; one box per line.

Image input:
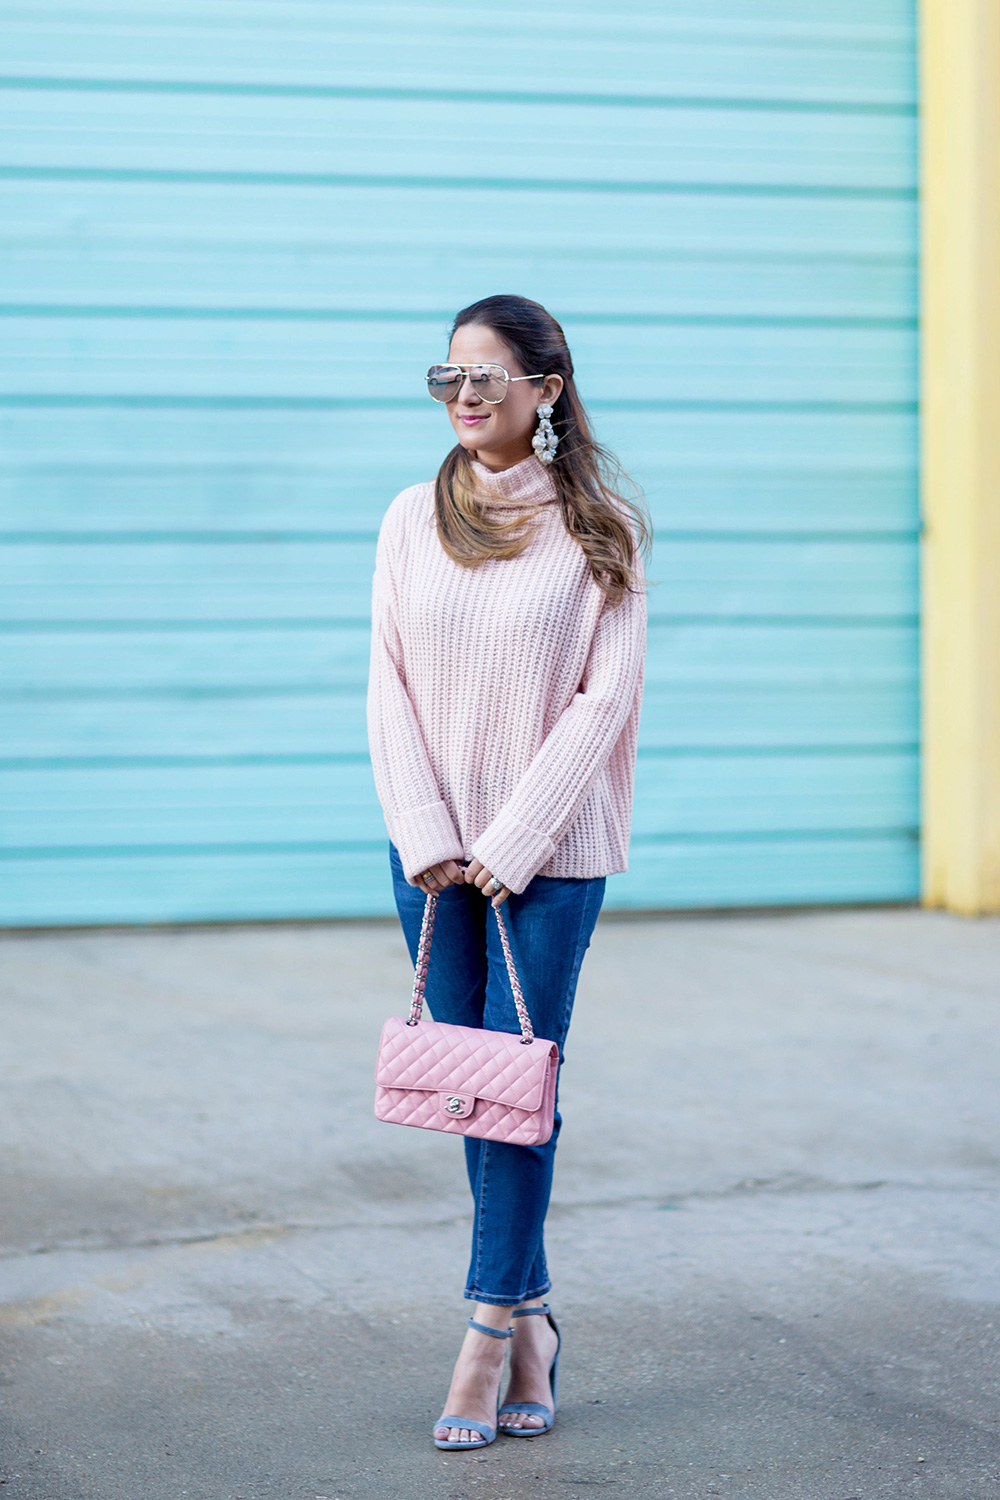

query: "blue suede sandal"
left=498, top=1304, right=561, bottom=1437
left=433, top=1319, right=514, bottom=1451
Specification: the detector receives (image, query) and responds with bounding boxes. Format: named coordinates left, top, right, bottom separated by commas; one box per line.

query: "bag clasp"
left=441, top=1093, right=474, bottom=1119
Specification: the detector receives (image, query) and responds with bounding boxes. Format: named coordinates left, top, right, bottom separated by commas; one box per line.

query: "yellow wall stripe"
left=920, top=0, right=1000, bottom=912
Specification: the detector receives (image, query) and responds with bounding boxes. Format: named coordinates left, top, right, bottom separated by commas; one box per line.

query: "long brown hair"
left=433, top=295, right=651, bottom=604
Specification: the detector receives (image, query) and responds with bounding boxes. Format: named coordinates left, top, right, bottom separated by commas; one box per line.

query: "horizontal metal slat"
left=0, top=625, right=372, bottom=692
left=2, top=694, right=369, bottom=760
left=0, top=407, right=917, bottom=535
left=633, top=749, right=918, bottom=835
left=0, top=536, right=917, bottom=623
left=645, top=537, right=918, bottom=618
left=0, top=253, right=916, bottom=323
left=643, top=620, right=917, bottom=683
left=0, top=750, right=917, bottom=850
left=611, top=831, right=918, bottom=908
left=0, top=540, right=376, bottom=622
left=0, top=315, right=918, bottom=404
left=0, top=832, right=920, bottom=927
left=0, top=178, right=919, bottom=258
left=0, top=89, right=917, bottom=191
left=0, top=621, right=916, bottom=694
left=0, top=4, right=916, bottom=107
left=0, top=844, right=396, bottom=924
left=0, top=761, right=382, bottom=847
left=2, top=682, right=918, bottom=759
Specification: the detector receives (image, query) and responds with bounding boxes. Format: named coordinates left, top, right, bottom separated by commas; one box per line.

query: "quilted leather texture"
left=374, top=1016, right=559, bottom=1146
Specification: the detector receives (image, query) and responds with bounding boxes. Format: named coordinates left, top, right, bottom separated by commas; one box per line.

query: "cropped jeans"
left=389, top=842, right=605, bottom=1306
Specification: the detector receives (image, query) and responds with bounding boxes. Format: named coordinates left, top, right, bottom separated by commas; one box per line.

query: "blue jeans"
left=389, top=843, right=606, bottom=1306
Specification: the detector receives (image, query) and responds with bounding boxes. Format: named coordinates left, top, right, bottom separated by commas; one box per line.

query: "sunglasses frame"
left=425, top=362, right=550, bottom=405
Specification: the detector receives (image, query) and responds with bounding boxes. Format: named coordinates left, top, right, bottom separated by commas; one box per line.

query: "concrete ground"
left=1, top=907, right=998, bottom=1500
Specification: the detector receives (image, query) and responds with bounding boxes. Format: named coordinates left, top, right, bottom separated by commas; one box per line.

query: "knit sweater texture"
left=366, top=453, right=646, bottom=893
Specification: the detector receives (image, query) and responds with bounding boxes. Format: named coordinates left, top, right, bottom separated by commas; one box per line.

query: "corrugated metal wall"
left=0, top=2, right=919, bottom=924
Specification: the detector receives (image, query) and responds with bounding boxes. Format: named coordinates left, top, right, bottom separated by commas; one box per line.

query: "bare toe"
left=505, top=1408, right=543, bottom=1429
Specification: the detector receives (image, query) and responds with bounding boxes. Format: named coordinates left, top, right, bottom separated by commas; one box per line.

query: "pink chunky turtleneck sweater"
left=367, top=454, right=646, bottom=893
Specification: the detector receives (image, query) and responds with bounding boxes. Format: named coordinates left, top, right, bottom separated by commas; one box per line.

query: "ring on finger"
left=423, top=869, right=437, bottom=886
left=485, top=875, right=503, bottom=895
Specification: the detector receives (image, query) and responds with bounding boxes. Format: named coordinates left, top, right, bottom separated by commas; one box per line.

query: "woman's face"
left=443, top=323, right=564, bottom=472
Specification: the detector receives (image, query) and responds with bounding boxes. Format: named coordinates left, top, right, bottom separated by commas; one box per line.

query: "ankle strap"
left=468, top=1317, right=514, bottom=1339
left=511, top=1304, right=551, bottom=1318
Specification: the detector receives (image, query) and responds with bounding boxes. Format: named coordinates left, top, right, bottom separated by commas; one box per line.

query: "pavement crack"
left=7, top=1222, right=298, bottom=1259
left=4, top=1177, right=996, bottom=1262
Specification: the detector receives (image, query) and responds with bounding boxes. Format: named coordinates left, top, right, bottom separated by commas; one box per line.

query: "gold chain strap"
left=406, top=891, right=535, bottom=1044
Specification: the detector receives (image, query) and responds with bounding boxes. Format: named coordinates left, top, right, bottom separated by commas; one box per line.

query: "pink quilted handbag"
left=374, top=892, right=559, bottom=1147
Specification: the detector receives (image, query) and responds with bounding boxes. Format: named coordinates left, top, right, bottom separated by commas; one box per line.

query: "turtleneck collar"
left=469, top=453, right=558, bottom=508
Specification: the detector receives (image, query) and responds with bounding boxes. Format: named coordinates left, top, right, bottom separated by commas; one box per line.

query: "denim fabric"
left=389, top=842, right=605, bottom=1305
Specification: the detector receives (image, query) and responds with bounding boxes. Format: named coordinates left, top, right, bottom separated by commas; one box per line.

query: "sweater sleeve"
left=471, top=567, right=647, bottom=894
left=366, top=514, right=465, bottom=883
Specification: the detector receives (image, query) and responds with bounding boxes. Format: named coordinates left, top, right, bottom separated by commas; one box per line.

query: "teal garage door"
left=0, top=2, right=918, bottom=924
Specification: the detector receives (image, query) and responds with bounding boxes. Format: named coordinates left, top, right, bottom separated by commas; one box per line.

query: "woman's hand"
left=414, top=859, right=466, bottom=896
left=463, top=859, right=511, bottom=908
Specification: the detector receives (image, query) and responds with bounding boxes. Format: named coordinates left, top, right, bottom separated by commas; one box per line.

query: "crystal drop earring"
left=532, top=403, right=558, bottom=465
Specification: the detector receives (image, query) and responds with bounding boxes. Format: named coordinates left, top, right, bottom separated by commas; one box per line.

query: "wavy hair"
left=433, top=295, right=651, bottom=604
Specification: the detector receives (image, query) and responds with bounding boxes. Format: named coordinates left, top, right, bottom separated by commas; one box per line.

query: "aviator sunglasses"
left=425, top=363, right=549, bottom=405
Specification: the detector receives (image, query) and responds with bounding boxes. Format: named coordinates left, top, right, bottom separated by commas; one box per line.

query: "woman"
left=367, top=295, right=649, bottom=1450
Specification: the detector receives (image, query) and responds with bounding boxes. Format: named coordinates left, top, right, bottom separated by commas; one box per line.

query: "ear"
left=537, top=373, right=564, bottom=407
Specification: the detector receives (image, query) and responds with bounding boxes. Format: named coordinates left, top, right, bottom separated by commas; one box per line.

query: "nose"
left=455, top=373, right=483, bottom=406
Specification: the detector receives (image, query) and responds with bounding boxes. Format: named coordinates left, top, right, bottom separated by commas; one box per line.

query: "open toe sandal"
left=433, top=1319, right=513, bottom=1451
left=498, top=1304, right=561, bottom=1437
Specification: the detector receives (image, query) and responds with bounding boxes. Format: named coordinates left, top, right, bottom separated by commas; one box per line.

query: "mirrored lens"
left=425, top=364, right=510, bottom=403
left=426, top=365, right=464, bottom=402
left=467, top=365, right=509, bottom=402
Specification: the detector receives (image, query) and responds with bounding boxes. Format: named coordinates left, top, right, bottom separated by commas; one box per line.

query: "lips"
left=459, top=414, right=488, bottom=425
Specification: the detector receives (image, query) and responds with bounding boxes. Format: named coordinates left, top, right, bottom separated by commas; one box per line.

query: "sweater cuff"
left=387, top=800, right=465, bottom=884
left=470, top=811, right=556, bottom=895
